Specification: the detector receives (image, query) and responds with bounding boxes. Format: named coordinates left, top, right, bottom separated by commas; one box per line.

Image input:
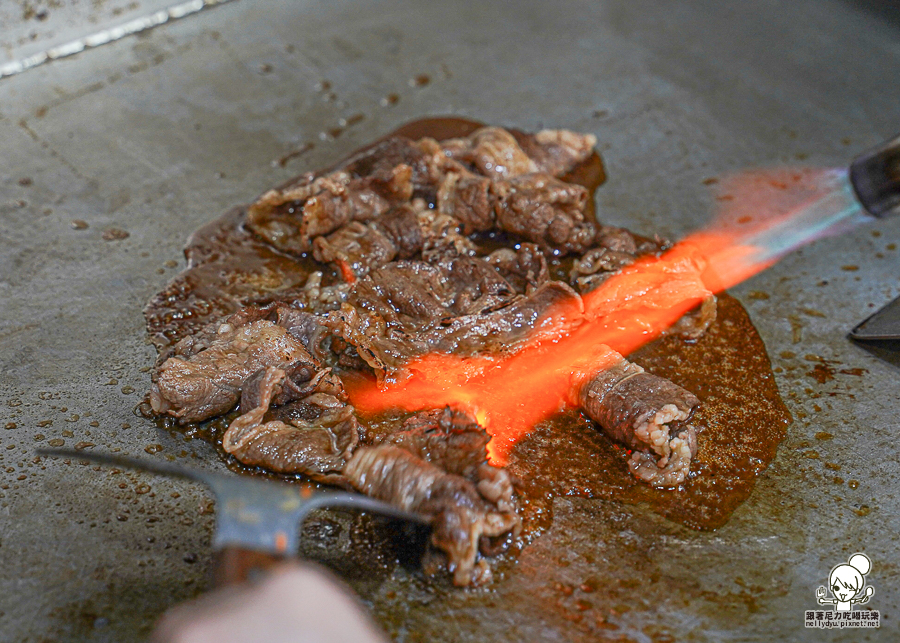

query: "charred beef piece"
left=485, top=243, right=550, bottom=295
left=150, top=316, right=318, bottom=424
left=343, top=444, right=520, bottom=586
left=380, top=408, right=517, bottom=515
left=327, top=258, right=581, bottom=375
left=222, top=367, right=358, bottom=483
left=311, top=204, right=424, bottom=280
left=491, top=173, right=596, bottom=254
left=440, top=127, right=597, bottom=181
left=518, top=128, right=599, bottom=178
left=573, top=354, right=700, bottom=487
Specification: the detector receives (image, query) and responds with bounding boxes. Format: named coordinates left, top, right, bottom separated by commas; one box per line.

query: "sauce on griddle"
left=145, top=117, right=791, bottom=533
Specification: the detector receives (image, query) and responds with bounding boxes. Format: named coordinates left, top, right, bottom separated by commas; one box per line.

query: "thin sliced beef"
left=246, top=165, right=406, bottom=256
left=311, top=204, right=424, bottom=280
left=150, top=318, right=317, bottom=423
left=343, top=445, right=520, bottom=586
left=492, top=173, right=596, bottom=253
left=222, top=367, right=358, bottom=483
left=572, top=234, right=717, bottom=340
left=246, top=172, right=346, bottom=254
left=436, top=172, right=494, bottom=234
left=573, top=354, right=700, bottom=487
left=441, top=126, right=597, bottom=181
left=380, top=408, right=516, bottom=514
left=519, top=129, right=598, bottom=178
left=343, top=136, right=438, bottom=201
left=485, top=243, right=549, bottom=295
left=328, top=262, right=582, bottom=374
left=379, top=408, right=490, bottom=479
left=442, top=127, right=538, bottom=180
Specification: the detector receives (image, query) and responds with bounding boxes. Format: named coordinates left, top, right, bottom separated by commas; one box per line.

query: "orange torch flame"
left=345, top=167, right=865, bottom=463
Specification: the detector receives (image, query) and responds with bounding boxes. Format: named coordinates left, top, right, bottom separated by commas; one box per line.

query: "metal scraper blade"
left=850, top=295, right=900, bottom=340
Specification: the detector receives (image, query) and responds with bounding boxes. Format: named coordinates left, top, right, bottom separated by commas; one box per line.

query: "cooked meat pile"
left=148, top=124, right=717, bottom=585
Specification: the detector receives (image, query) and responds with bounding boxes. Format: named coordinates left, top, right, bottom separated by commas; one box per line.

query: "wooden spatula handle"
left=212, top=546, right=286, bottom=586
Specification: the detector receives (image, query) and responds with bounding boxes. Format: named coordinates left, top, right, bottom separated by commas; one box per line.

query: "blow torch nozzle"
left=850, top=133, right=900, bottom=218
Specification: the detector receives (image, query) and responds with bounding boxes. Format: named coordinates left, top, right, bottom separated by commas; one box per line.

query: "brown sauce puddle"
left=145, top=117, right=791, bottom=533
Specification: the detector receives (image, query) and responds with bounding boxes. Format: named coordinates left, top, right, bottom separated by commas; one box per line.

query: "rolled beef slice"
left=574, top=354, right=701, bottom=488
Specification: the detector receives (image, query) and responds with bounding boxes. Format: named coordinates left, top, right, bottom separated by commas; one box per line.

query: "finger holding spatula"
left=38, top=449, right=421, bottom=643
left=151, top=561, right=387, bottom=643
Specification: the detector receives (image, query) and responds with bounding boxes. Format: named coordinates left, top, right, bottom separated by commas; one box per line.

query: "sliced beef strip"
left=440, top=126, right=597, bottom=181
left=442, top=127, right=539, bottom=181
left=436, top=172, right=494, bottom=234
left=154, top=304, right=279, bottom=368
left=271, top=305, right=335, bottom=363
left=328, top=261, right=582, bottom=374
left=379, top=408, right=489, bottom=479
left=380, top=408, right=517, bottom=514
left=343, top=135, right=439, bottom=201
left=311, top=204, right=424, bottom=281
left=245, top=172, right=345, bottom=255
left=150, top=318, right=318, bottom=424
left=343, top=444, right=520, bottom=586
left=246, top=164, right=407, bottom=257
left=492, top=173, right=596, bottom=254
left=485, top=243, right=550, bottom=295
left=222, top=367, right=358, bottom=483
left=517, top=129, right=599, bottom=178
left=572, top=353, right=701, bottom=488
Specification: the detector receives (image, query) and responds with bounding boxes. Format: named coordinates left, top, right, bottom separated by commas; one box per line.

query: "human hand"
left=151, top=562, right=387, bottom=643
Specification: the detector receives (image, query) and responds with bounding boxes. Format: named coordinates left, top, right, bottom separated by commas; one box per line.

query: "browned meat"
left=570, top=246, right=638, bottom=293
left=342, top=136, right=438, bottom=201
left=442, top=127, right=538, bottom=180
left=246, top=166, right=404, bottom=257
left=222, top=367, right=359, bottom=482
left=378, top=408, right=489, bottom=480
left=440, top=126, right=597, bottom=180
left=492, top=173, right=596, bottom=253
left=569, top=230, right=716, bottom=339
left=146, top=121, right=737, bottom=587
left=245, top=172, right=343, bottom=255
left=485, top=243, right=549, bottom=295
left=150, top=318, right=317, bottom=423
left=311, top=205, right=425, bottom=280
left=520, top=129, right=598, bottom=177
left=573, top=354, right=700, bottom=487
left=436, top=172, right=494, bottom=234
left=343, top=445, right=520, bottom=586
left=328, top=263, right=581, bottom=374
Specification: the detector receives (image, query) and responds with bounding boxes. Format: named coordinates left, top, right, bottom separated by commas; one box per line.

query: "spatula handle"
left=212, top=546, right=286, bottom=586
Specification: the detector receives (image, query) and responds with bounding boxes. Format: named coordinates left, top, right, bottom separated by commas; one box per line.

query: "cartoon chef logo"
left=816, top=553, right=874, bottom=611
left=805, top=553, right=880, bottom=628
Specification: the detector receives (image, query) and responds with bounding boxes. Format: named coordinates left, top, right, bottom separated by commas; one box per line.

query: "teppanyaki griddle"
left=1, top=1, right=899, bottom=641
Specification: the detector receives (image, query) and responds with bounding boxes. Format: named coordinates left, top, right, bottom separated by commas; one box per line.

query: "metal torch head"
left=849, top=133, right=900, bottom=218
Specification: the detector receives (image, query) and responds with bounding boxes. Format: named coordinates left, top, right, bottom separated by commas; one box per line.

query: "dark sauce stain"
left=807, top=363, right=836, bottom=384
left=275, top=142, right=314, bottom=167
left=380, top=93, right=400, bottom=107
left=345, top=113, right=365, bottom=127
left=145, top=117, right=791, bottom=542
